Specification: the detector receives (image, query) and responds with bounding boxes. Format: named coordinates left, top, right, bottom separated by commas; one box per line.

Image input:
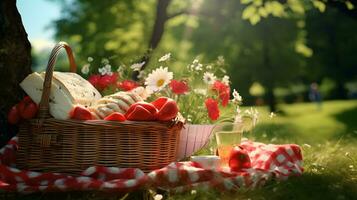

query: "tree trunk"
left=132, top=0, right=171, bottom=80
left=0, top=0, right=31, bottom=142
left=261, top=23, right=276, bottom=113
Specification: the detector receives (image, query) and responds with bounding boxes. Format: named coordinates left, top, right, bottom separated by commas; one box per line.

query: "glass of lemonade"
left=213, top=120, right=252, bottom=167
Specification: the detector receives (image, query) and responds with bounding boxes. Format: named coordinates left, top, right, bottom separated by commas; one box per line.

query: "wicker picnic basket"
left=16, top=42, right=183, bottom=175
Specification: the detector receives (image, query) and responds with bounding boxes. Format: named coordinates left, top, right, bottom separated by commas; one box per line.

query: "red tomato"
left=7, top=105, right=20, bottom=124
left=70, top=106, right=93, bottom=120
left=228, top=146, right=251, bottom=172
left=104, top=112, right=126, bottom=121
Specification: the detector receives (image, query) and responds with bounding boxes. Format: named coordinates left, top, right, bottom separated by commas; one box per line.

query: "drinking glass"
left=213, top=120, right=252, bottom=167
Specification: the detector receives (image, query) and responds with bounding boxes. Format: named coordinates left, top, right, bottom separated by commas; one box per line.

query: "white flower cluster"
left=234, top=106, right=243, bottom=124
left=81, top=64, right=90, bottom=75
left=188, top=59, right=203, bottom=71
left=130, top=61, right=145, bottom=71
left=158, top=53, right=171, bottom=62
left=232, top=89, right=243, bottom=103
left=80, top=57, right=94, bottom=75
left=98, top=64, right=113, bottom=76
left=222, top=75, right=230, bottom=85
left=217, top=55, right=225, bottom=65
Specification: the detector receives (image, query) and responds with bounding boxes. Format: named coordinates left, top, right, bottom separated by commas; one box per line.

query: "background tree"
left=0, top=0, right=31, bottom=145
left=50, top=0, right=357, bottom=112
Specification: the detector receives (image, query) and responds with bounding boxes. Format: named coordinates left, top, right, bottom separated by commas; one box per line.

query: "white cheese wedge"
left=20, top=72, right=102, bottom=120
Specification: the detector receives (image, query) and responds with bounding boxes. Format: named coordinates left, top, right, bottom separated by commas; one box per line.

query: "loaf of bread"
left=90, top=91, right=143, bottom=119
left=20, top=72, right=102, bottom=119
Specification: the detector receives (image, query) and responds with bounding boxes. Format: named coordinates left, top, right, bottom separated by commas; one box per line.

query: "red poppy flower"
left=205, top=98, right=220, bottom=121
left=212, top=80, right=230, bottom=107
left=169, top=80, right=189, bottom=94
left=88, top=74, right=101, bottom=89
left=88, top=73, right=118, bottom=91
left=117, top=80, right=139, bottom=91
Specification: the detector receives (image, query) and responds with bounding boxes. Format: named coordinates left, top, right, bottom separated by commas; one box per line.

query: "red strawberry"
left=7, top=105, right=21, bottom=124
left=229, top=146, right=251, bottom=172
left=104, top=112, right=126, bottom=121
left=70, top=106, right=93, bottom=120
left=125, top=105, right=155, bottom=121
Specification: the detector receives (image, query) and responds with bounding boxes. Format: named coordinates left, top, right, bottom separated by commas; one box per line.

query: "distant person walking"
left=309, top=82, right=322, bottom=110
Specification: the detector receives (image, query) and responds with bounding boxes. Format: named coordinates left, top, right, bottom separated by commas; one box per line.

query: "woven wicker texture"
left=16, top=42, right=182, bottom=175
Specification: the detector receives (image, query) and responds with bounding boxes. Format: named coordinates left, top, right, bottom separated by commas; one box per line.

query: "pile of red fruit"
left=70, top=97, right=179, bottom=122
left=7, top=96, right=38, bottom=125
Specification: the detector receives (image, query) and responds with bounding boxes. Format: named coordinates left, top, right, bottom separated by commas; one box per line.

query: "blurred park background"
left=18, top=0, right=357, bottom=112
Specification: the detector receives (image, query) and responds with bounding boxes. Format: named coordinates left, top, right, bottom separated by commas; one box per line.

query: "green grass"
left=5, top=100, right=357, bottom=200
left=171, top=100, right=357, bottom=200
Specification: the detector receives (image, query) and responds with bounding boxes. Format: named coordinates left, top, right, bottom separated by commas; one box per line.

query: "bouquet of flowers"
left=80, top=54, right=259, bottom=126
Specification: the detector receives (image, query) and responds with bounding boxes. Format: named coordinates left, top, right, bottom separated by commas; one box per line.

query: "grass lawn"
left=4, top=100, right=357, bottom=200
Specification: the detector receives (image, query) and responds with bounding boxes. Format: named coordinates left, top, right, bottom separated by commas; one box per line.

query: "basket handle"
left=38, top=42, right=77, bottom=119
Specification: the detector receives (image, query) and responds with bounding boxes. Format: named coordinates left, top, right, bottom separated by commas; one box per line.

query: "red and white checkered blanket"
left=0, top=137, right=303, bottom=194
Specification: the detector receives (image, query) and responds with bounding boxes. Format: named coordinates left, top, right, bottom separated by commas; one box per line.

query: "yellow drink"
left=217, top=145, right=234, bottom=166
left=215, top=130, right=241, bottom=166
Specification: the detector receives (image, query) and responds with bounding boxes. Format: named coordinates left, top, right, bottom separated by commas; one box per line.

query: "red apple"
left=229, top=146, right=251, bottom=172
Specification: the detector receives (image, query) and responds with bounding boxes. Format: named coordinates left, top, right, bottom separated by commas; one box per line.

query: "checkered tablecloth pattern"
left=0, top=137, right=303, bottom=193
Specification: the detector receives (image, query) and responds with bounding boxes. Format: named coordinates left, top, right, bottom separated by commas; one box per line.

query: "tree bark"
left=132, top=0, right=171, bottom=80
left=261, top=23, right=276, bottom=112
left=0, top=0, right=32, bottom=116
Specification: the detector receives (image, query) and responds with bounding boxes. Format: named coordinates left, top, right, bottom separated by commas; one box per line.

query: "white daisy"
left=87, top=57, right=94, bottom=62
left=81, top=64, right=90, bottom=75
left=203, top=72, right=216, bottom=85
left=232, top=89, right=242, bottom=103
left=158, top=53, right=171, bottom=62
left=222, top=75, right=230, bottom=85
left=206, top=65, right=212, bottom=70
left=145, top=66, right=173, bottom=92
left=130, top=61, right=145, bottom=71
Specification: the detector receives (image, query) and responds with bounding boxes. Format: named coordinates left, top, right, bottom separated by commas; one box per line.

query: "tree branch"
left=166, top=10, right=189, bottom=20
